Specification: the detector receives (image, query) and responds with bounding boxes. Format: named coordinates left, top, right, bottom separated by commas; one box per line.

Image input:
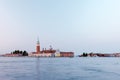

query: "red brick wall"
left=36, top=46, right=40, bottom=53
left=60, top=52, right=74, bottom=57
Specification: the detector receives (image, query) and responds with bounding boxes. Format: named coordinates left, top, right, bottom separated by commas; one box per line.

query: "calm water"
left=0, top=57, right=120, bottom=80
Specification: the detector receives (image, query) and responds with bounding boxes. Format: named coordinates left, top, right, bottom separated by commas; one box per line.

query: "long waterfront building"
left=28, top=39, right=74, bottom=57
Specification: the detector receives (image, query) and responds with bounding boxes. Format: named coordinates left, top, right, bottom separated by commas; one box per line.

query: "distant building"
left=114, top=53, right=120, bottom=57
left=40, top=48, right=56, bottom=57
left=79, top=53, right=117, bottom=57
left=60, top=52, right=74, bottom=57
left=96, top=53, right=114, bottom=57
left=2, top=53, right=22, bottom=57
left=29, top=39, right=41, bottom=57
left=55, top=49, right=60, bottom=57
left=36, top=38, right=40, bottom=54
left=28, top=39, right=74, bottom=57
left=28, top=39, right=56, bottom=57
left=28, top=52, right=41, bottom=57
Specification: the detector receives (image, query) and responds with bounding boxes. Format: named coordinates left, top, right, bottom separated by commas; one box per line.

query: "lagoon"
left=0, top=57, right=120, bottom=80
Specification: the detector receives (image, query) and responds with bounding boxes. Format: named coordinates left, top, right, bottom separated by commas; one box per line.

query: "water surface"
left=0, top=57, right=120, bottom=80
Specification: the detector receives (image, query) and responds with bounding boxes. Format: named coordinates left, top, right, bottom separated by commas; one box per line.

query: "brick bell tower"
left=36, top=38, right=40, bottom=54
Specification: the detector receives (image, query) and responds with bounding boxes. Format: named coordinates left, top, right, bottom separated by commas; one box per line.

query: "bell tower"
left=36, top=38, right=40, bottom=54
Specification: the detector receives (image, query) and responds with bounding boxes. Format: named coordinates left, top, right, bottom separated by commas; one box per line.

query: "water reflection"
left=36, top=57, right=40, bottom=80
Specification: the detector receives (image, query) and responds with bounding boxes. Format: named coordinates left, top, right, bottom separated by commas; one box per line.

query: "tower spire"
left=37, top=37, right=40, bottom=44
left=36, top=37, right=40, bottom=54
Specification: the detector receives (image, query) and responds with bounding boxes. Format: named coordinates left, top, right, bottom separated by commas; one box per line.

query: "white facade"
left=55, top=49, right=60, bottom=57
left=28, top=53, right=41, bottom=57
left=28, top=52, right=54, bottom=57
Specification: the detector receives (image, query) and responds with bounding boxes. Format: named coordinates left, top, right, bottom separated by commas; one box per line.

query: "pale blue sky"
left=0, top=0, right=120, bottom=54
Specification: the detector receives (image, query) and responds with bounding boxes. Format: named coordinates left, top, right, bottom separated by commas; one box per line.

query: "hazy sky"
left=0, top=0, right=120, bottom=54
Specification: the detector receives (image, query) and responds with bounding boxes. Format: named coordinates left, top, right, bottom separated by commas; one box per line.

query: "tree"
left=83, top=52, right=88, bottom=57
left=12, top=50, right=28, bottom=56
left=22, top=51, right=28, bottom=56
